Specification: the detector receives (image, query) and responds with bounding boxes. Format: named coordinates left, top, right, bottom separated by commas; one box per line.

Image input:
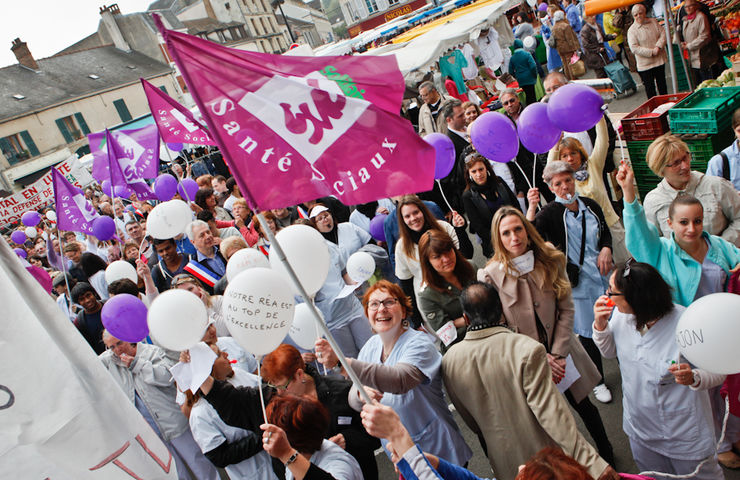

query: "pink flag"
left=141, top=78, right=216, bottom=146
left=89, top=124, right=160, bottom=181
left=52, top=168, right=99, bottom=235
left=155, top=17, right=435, bottom=211
left=106, top=129, right=157, bottom=201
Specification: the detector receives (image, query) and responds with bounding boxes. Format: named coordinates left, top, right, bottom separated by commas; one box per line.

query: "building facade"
left=341, top=0, right=428, bottom=37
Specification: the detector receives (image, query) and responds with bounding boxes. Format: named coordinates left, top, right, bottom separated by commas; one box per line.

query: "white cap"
left=309, top=205, right=330, bottom=219
left=523, top=36, right=536, bottom=50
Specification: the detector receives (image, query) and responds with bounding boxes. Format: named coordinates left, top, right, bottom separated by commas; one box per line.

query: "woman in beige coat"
left=478, top=207, right=614, bottom=465
left=627, top=4, right=667, bottom=98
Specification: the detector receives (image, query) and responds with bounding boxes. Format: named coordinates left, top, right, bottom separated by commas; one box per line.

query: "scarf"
left=320, top=226, right=338, bottom=244
left=588, top=22, right=604, bottom=43
left=409, top=225, right=431, bottom=245
left=574, top=162, right=590, bottom=181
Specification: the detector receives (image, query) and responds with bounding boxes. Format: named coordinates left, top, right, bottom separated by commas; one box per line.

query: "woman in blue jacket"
left=616, top=163, right=740, bottom=306
left=508, top=39, right=538, bottom=106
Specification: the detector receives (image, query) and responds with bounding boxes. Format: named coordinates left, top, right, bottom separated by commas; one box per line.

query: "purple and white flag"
left=106, top=129, right=157, bottom=201
left=52, top=168, right=99, bottom=235
left=89, top=124, right=160, bottom=182
left=141, top=78, right=216, bottom=146
left=154, top=16, right=435, bottom=211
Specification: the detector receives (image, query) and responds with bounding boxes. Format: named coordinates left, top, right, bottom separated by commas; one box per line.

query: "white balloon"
left=45, top=211, right=57, bottom=222
left=222, top=267, right=295, bottom=356
left=147, top=200, right=193, bottom=239
left=269, top=225, right=330, bottom=297
left=346, top=251, right=375, bottom=283
left=24, top=227, right=37, bottom=238
left=290, top=303, right=323, bottom=350
left=105, top=260, right=138, bottom=284
left=676, top=293, right=740, bottom=375
left=148, top=289, right=209, bottom=351
left=226, top=248, right=269, bottom=282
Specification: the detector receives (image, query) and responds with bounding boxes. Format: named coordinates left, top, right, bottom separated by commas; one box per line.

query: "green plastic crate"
left=668, top=87, right=740, bottom=134
left=673, top=44, right=691, bottom=92
left=681, top=130, right=735, bottom=164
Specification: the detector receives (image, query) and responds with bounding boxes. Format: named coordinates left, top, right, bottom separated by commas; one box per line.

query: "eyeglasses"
left=606, top=289, right=624, bottom=298
left=664, top=153, right=691, bottom=169
left=267, top=378, right=292, bottom=391
left=106, top=340, right=125, bottom=351
left=502, top=98, right=518, bottom=106
left=368, top=298, right=399, bottom=311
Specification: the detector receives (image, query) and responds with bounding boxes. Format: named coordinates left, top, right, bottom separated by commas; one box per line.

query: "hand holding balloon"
left=669, top=363, right=695, bottom=386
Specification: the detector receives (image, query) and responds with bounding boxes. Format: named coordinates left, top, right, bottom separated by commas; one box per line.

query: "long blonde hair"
left=489, top=207, right=571, bottom=299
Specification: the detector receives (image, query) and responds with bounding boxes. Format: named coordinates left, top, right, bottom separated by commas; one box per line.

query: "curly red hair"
left=361, top=279, right=413, bottom=318
left=266, top=394, right=329, bottom=454
left=516, top=447, right=595, bottom=480
left=261, top=343, right=305, bottom=384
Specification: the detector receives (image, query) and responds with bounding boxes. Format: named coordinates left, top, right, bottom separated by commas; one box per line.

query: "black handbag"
left=566, top=214, right=587, bottom=287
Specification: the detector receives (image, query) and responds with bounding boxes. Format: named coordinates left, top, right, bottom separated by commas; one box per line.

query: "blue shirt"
left=566, top=4, right=583, bottom=32
left=196, top=246, right=226, bottom=277
left=358, top=328, right=472, bottom=466
left=707, top=140, right=740, bottom=190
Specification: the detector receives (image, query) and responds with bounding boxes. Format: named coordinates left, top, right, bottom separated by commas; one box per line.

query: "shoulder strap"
left=720, top=152, right=731, bottom=181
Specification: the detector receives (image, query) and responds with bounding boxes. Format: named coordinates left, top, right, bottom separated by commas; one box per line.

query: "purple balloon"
left=547, top=83, right=604, bottom=133
left=538, top=2, right=548, bottom=11
left=101, top=293, right=149, bottom=342
left=177, top=178, right=199, bottom=202
left=101, top=179, right=112, bottom=197
left=167, top=142, right=184, bottom=152
left=14, top=248, right=27, bottom=259
left=470, top=112, right=519, bottom=163
left=424, top=133, right=456, bottom=179
left=154, top=174, right=178, bottom=202
left=113, top=184, right=132, bottom=198
left=21, top=210, right=42, bottom=227
left=10, top=230, right=26, bottom=245
left=369, top=214, right=388, bottom=242
left=92, top=216, right=116, bottom=241
left=517, top=103, right=562, bottom=154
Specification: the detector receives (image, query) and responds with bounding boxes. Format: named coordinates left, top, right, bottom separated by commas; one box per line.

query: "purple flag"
left=141, top=78, right=216, bottom=146
left=52, top=168, right=99, bottom=234
left=89, top=124, right=160, bottom=182
left=155, top=16, right=435, bottom=211
left=105, top=129, right=157, bottom=201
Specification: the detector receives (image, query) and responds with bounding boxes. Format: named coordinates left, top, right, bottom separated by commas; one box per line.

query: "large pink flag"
left=52, top=168, right=99, bottom=235
left=106, top=129, right=157, bottom=201
left=89, top=124, right=160, bottom=182
left=154, top=16, right=435, bottom=210
left=141, top=78, right=216, bottom=146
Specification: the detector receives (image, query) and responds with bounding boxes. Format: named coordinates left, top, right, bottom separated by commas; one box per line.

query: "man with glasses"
left=417, top=81, right=454, bottom=137
left=100, top=331, right=220, bottom=480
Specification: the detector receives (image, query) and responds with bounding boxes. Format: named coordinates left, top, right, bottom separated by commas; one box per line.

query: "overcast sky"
left=2, top=1, right=155, bottom=68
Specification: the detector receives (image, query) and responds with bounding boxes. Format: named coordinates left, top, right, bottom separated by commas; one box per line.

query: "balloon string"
left=511, top=160, right=533, bottom=191
left=312, top=301, right=328, bottom=376
left=256, top=358, right=269, bottom=426
left=435, top=179, right=454, bottom=213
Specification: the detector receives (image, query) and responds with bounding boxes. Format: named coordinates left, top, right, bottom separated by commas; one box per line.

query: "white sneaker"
left=593, top=384, right=612, bottom=403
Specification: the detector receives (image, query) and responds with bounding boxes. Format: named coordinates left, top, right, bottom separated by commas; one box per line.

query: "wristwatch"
left=284, top=450, right=299, bottom=466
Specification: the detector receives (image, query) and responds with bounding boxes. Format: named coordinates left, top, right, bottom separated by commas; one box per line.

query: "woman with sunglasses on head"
left=417, top=230, right=476, bottom=352
left=315, top=280, right=472, bottom=467
left=478, top=207, right=614, bottom=465
left=261, top=344, right=380, bottom=479
left=616, top=163, right=740, bottom=306
left=592, top=261, right=725, bottom=479
left=461, top=153, right=520, bottom=258
left=641, top=133, right=740, bottom=245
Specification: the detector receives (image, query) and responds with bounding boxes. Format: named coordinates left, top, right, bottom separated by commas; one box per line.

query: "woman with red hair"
left=262, top=394, right=363, bottom=480
left=262, top=344, right=380, bottom=479
left=516, top=447, right=595, bottom=480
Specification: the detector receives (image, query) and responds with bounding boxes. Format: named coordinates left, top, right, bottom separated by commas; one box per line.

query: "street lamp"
left=271, top=0, right=296, bottom=43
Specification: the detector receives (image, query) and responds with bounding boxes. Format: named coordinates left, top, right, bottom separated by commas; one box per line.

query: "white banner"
left=0, top=239, right=178, bottom=479
left=0, top=156, right=95, bottom=228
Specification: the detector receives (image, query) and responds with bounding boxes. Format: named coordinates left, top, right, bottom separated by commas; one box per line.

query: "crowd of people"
left=5, top=1, right=740, bottom=479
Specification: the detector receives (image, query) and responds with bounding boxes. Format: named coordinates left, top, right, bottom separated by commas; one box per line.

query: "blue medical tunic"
left=357, top=328, right=472, bottom=466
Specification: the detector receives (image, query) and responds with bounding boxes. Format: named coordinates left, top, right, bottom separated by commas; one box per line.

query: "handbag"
left=571, top=58, right=586, bottom=77
left=566, top=214, right=587, bottom=287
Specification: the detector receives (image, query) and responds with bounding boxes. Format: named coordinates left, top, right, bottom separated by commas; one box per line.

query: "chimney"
left=11, top=38, right=39, bottom=71
left=99, top=4, right=131, bottom=52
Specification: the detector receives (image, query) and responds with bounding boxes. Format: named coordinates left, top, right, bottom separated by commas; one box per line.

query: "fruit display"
left=698, top=69, right=736, bottom=89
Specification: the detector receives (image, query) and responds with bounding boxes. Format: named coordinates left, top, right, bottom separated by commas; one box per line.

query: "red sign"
left=349, top=0, right=429, bottom=38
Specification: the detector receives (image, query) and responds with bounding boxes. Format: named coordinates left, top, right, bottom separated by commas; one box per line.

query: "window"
left=388, top=0, right=399, bottom=5
left=55, top=113, right=90, bottom=144
left=0, top=131, right=40, bottom=165
left=113, top=99, right=132, bottom=122
left=365, top=0, right=378, bottom=13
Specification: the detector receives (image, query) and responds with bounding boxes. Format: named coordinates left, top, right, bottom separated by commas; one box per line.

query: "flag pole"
left=254, top=212, right=373, bottom=405
left=51, top=220, right=74, bottom=315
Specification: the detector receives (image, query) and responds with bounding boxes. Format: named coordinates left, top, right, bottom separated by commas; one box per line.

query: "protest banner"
left=0, top=157, right=93, bottom=228
left=0, top=239, right=178, bottom=479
